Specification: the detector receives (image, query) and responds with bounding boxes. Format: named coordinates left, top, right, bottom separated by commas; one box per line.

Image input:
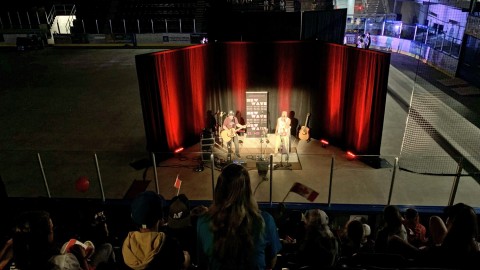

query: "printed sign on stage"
left=246, top=91, right=268, bottom=138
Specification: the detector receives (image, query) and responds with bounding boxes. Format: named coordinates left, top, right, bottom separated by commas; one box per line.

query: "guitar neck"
left=303, top=114, right=310, bottom=126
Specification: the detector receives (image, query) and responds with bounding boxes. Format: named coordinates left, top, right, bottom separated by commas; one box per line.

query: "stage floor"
left=215, top=133, right=300, bottom=164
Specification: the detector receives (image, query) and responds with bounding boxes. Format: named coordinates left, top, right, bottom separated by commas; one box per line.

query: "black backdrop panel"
left=302, top=9, right=347, bottom=44
left=207, top=9, right=346, bottom=44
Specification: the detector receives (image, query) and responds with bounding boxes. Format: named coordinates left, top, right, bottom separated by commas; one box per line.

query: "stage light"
left=346, top=151, right=356, bottom=161
left=174, top=147, right=188, bottom=161
left=320, top=139, right=329, bottom=148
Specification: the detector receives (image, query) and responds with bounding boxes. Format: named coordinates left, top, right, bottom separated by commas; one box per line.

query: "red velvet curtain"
left=136, top=45, right=209, bottom=154
left=226, top=43, right=248, bottom=114
left=344, top=48, right=389, bottom=154
left=275, top=42, right=297, bottom=112
left=319, top=44, right=349, bottom=141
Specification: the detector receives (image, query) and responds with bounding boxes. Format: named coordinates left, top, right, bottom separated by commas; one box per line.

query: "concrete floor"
left=0, top=47, right=479, bottom=209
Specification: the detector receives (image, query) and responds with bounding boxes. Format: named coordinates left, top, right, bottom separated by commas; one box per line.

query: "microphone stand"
left=274, top=135, right=291, bottom=170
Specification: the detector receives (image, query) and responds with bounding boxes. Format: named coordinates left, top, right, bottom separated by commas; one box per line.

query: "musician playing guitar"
left=274, top=111, right=291, bottom=155
left=222, top=110, right=247, bottom=158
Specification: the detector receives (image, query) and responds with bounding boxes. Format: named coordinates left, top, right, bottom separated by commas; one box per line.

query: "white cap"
left=363, top=223, right=371, bottom=237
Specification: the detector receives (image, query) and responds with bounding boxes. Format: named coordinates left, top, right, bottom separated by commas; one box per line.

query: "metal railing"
left=346, top=14, right=466, bottom=58
left=1, top=150, right=478, bottom=208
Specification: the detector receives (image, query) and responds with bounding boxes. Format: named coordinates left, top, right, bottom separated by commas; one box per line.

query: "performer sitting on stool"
left=274, top=111, right=291, bottom=156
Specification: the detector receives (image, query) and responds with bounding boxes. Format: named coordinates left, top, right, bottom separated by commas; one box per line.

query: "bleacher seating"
left=69, top=0, right=200, bottom=34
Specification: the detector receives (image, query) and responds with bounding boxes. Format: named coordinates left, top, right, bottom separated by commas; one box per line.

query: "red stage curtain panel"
left=344, top=48, right=390, bottom=154
left=274, top=41, right=298, bottom=112
left=319, top=43, right=349, bottom=141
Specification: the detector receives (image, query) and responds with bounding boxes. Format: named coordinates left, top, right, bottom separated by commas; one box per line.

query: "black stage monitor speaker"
left=201, top=145, right=213, bottom=161
left=256, top=161, right=269, bottom=176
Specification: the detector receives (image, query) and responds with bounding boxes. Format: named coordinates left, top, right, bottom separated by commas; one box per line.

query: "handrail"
left=65, top=4, right=77, bottom=34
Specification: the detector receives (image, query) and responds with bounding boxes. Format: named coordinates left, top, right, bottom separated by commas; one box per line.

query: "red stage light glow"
left=320, top=139, right=329, bottom=147
left=174, top=147, right=184, bottom=153
left=346, top=151, right=356, bottom=160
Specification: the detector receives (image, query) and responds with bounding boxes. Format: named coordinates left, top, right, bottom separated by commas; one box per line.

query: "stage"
left=213, top=133, right=301, bottom=170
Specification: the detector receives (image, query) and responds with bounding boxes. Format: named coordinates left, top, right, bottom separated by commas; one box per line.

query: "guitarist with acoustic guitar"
left=298, top=113, right=311, bottom=142
left=221, top=110, right=247, bottom=158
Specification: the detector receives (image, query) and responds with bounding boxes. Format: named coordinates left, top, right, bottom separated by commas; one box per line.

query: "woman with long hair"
left=197, top=164, right=282, bottom=270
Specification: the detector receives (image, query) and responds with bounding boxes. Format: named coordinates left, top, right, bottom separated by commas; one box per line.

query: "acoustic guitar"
left=220, top=125, right=247, bottom=143
left=298, top=113, right=311, bottom=141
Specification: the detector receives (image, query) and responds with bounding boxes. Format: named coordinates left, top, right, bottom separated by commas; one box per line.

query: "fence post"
left=17, top=11, right=22, bottom=29
left=211, top=153, right=215, bottom=200
left=27, top=12, right=31, bottom=29
left=269, top=154, right=273, bottom=207
left=151, top=152, right=159, bottom=195
left=387, top=157, right=398, bottom=205
left=448, top=158, right=463, bottom=206
left=8, top=12, right=12, bottom=28
left=94, top=153, right=106, bottom=202
left=37, top=153, right=51, bottom=198
left=327, top=155, right=334, bottom=207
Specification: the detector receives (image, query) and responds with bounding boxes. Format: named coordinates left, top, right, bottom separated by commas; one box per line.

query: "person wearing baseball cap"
left=122, top=191, right=190, bottom=270
left=221, top=110, right=246, bottom=158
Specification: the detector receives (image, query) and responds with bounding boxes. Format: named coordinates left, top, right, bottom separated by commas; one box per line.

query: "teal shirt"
left=197, top=211, right=282, bottom=270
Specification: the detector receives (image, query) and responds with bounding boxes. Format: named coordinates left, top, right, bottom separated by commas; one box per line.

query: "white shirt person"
left=274, top=111, right=291, bottom=155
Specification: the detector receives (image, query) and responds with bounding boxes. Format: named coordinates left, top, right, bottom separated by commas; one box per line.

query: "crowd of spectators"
left=0, top=167, right=479, bottom=269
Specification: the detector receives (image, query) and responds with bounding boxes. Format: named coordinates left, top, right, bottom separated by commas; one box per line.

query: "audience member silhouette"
left=403, top=208, right=428, bottom=248
left=122, top=191, right=189, bottom=270
left=340, top=219, right=374, bottom=258
left=196, top=163, right=282, bottom=270
left=165, top=194, right=198, bottom=268
left=365, top=32, right=371, bottom=49
left=295, top=209, right=339, bottom=268
left=357, top=34, right=365, bottom=48
left=276, top=209, right=305, bottom=255
left=340, top=219, right=363, bottom=258
left=428, top=215, right=447, bottom=247
left=288, top=111, right=299, bottom=138
left=0, top=238, right=12, bottom=269
left=7, top=210, right=97, bottom=270
left=375, top=205, right=418, bottom=259
left=361, top=223, right=376, bottom=252
left=417, top=203, right=480, bottom=269
left=205, top=110, right=217, bottom=133
left=235, top=110, right=246, bottom=136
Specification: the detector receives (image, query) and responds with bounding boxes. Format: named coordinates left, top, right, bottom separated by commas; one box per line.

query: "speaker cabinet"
left=256, top=161, right=269, bottom=176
